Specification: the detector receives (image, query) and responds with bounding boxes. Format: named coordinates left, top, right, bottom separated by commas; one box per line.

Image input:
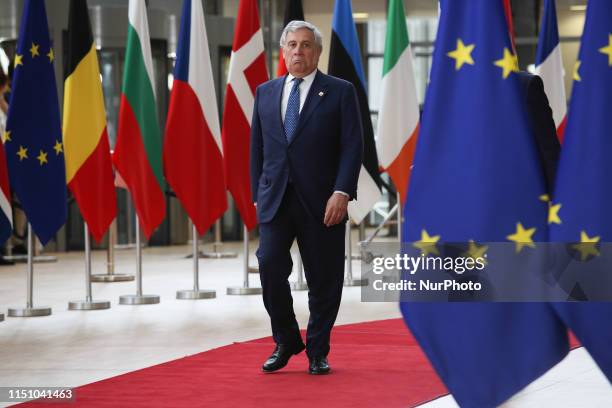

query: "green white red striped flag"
left=376, top=0, right=420, bottom=204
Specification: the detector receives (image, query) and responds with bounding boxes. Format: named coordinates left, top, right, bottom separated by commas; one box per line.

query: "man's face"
left=282, top=28, right=321, bottom=78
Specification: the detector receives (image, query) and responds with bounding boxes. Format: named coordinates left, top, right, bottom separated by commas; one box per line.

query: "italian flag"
left=113, top=0, right=165, bottom=238
left=376, top=0, right=420, bottom=204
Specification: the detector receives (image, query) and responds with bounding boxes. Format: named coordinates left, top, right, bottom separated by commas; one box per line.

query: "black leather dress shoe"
left=308, top=356, right=330, bottom=375
left=261, top=343, right=305, bottom=372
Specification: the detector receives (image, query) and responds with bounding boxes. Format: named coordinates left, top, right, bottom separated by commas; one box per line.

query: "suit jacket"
left=250, top=70, right=363, bottom=224
left=516, top=72, right=561, bottom=195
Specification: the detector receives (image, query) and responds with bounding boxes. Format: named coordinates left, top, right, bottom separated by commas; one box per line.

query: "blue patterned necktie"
left=284, top=77, right=303, bottom=143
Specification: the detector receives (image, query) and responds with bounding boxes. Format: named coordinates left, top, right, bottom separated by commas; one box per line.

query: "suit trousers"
left=256, top=183, right=345, bottom=358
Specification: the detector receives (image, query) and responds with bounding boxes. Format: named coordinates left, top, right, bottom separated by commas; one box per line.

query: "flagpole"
left=344, top=221, right=367, bottom=286
left=199, top=220, right=238, bottom=259
left=91, top=219, right=134, bottom=282
left=177, top=224, right=216, bottom=300
left=8, top=224, right=51, bottom=317
left=119, top=215, right=160, bottom=305
left=227, top=224, right=262, bottom=295
left=290, top=251, right=308, bottom=291
left=69, top=223, right=111, bottom=310
left=350, top=221, right=363, bottom=261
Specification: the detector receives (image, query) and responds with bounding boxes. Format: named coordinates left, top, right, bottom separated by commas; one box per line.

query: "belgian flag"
left=63, top=0, right=116, bottom=241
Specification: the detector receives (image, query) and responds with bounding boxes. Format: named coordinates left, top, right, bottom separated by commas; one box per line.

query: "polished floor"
left=0, top=235, right=610, bottom=407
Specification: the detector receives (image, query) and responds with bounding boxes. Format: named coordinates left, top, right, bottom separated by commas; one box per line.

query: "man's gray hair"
left=279, top=20, right=323, bottom=50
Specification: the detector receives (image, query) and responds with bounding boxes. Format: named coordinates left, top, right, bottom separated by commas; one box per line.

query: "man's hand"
left=324, top=193, right=349, bottom=226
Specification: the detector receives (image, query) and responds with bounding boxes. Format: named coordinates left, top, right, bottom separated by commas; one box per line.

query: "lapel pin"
left=318, top=91, right=325, bottom=96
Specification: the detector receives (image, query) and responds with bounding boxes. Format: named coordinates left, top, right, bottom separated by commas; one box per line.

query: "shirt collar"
left=285, top=69, right=318, bottom=87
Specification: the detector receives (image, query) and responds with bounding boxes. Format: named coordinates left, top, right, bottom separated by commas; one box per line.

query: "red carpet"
left=18, top=318, right=581, bottom=407
left=18, top=319, right=446, bottom=407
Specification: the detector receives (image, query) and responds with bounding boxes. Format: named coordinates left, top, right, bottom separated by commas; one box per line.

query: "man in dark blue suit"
left=516, top=71, right=561, bottom=195
left=250, top=20, right=362, bottom=375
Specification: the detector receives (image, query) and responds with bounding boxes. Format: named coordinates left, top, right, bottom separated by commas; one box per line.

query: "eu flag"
left=400, top=0, right=568, bottom=406
left=5, top=0, right=67, bottom=245
left=550, top=0, right=612, bottom=381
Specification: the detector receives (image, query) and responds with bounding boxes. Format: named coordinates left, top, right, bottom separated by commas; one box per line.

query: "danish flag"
left=221, top=0, right=269, bottom=230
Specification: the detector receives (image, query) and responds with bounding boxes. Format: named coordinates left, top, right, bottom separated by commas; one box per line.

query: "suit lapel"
left=289, top=70, right=328, bottom=146
left=271, top=76, right=287, bottom=144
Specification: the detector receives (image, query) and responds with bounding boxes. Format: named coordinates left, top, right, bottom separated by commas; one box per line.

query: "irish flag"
left=63, top=0, right=116, bottom=242
left=535, top=0, right=567, bottom=142
left=113, top=0, right=165, bottom=238
left=376, top=0, right=419, bottom=204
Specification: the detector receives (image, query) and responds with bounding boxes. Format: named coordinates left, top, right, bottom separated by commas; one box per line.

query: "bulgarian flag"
left=63, top=0, right=116, bottom=242
left=375, top=0, right=419, bottom=204
left=113, top=0, right=165, bottom=238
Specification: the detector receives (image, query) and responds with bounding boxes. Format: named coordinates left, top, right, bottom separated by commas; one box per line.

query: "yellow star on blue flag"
left=400, top=1, right=565, bottom=407
left=4, top=0, right=66, bottom=244
left=548, top=0, right=612, bottom=388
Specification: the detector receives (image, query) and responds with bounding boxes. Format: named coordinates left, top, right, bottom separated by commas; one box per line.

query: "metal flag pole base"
left=3, top=255, right=57, bottom=263
left=8, top=307, right=51, bottom=317
left=227, top=287, right=262, bottom=295
left=290, top=252, right=308, bottom=291
left=91, top=219, right=134, bottom=282
left=8, top=224, right=52, bottom=317
left=344, top=222, right=368, bottom=287
left=198, top=221, right=237, bottom=258
left=113, top=243, right=138, bottom=250
left=227, top=224, right=262, bottom=295
left=119, top=294, right=160, bottom=305
left=119, top=216, right=159, bottom=305
left=68, top=300, right=110, bottom=310
left=69, top=224, right=111, bottom=311
left=177, top=225, right=216, bottom=300
left=198, top=250, right=238, bottom=259
left=176, top=289, right=216, bottom=299
left=91, top=274, right=135, bottom=282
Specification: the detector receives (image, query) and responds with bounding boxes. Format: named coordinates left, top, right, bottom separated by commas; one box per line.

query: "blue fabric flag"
left=535, top=0, right=560, bottom=67
left=400, top=0, right=569, bottom=406
left=330, top=0, right=366, bottom=88
left=549, top=0, right=612, bottom=381
left=328, top=0, right=382, bottom=217
left=5, top=0, right=67, bottom=245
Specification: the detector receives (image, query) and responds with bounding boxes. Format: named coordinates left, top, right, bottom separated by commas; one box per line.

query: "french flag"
left=0, top=140, right=11, bottom=244
left=535, top=0, right=567, bottom=142
left=163, top=0, right=227, bottom=235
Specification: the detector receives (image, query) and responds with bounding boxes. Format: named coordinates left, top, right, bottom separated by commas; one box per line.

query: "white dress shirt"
left=281, top=69, right=349, bottom=198
left=281, top=69, right=317, bottom=121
